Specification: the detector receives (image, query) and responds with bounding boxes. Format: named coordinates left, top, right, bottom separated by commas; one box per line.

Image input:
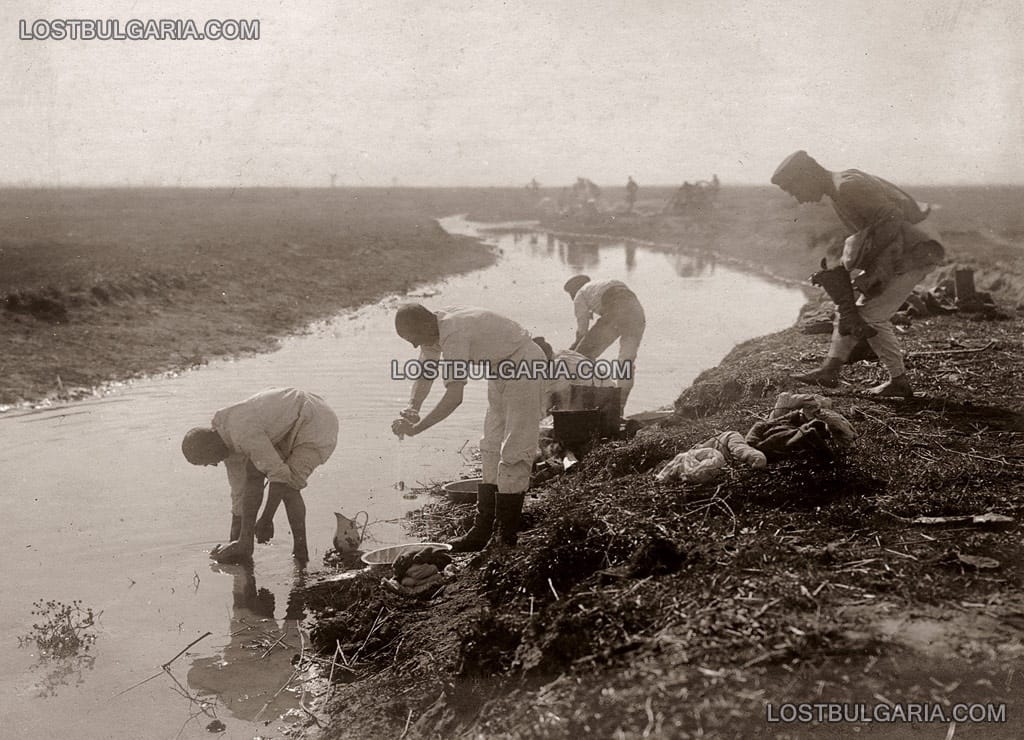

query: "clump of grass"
left=18, top=599, right=100, bottom=659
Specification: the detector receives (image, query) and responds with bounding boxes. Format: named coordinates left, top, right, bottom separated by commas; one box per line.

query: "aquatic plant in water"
left=18, top=599, right=100, bottom=659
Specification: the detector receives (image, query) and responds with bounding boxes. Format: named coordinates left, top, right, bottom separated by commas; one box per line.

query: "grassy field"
left=0, top=187, right=530, bottom=405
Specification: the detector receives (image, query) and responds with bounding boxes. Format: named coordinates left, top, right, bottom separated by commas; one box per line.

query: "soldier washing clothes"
left=181, top=387, right=338, bottom=563
left=770, top=151, right=944, bottom=398
left=564, top=274, right=646, bottom=409
left=391, top=304, right=545, bottom=552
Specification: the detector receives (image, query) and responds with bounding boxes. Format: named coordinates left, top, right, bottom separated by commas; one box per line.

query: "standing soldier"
left=564, top=275, right=646, bottom=409
left=771, top=150, right=944, bottom=397
left=391, top=304, right=545, bottom=551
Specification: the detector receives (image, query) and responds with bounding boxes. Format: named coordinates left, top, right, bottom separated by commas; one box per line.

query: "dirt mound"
left=297, top=305, right=1024, bottom=739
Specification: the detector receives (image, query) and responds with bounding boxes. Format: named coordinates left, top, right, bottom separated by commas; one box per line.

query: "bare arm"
left=408, top=383, right=464, bottom=436
left=407, top=375, right=434, bottom=414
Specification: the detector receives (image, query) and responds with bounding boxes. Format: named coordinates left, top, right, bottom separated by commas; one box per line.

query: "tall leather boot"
left=229, top=515, right=242, bottom=541
left=810, top=259, right=877, bottom=339
left=449, top=484, right=497, bottom=553
left=493, top=493, right=526, bottom=548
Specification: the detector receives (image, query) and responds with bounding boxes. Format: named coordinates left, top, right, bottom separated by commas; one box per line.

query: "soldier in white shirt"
left=391, top=304, right=544, bottom=551
left=182, top=387, right=338, bottom=563
left=564, top=274, right=646, bottom=408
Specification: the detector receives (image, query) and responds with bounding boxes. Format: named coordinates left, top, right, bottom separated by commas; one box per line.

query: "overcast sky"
left=2, top=0, right=1021, bottom=187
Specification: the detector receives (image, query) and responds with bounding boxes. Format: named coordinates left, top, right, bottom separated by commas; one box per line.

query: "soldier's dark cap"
left=771, top=150, right=821, bottom=186
left=563, top=274, right=591, bottom=295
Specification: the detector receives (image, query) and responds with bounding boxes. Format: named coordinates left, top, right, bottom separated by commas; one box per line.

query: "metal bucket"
left=442, top=477, right=482, bottom=504
left=551, top=408, right=604, bottom=445
left=569, top=385, right=622, bottom=437
left=361, top=542, right=452, bottom=566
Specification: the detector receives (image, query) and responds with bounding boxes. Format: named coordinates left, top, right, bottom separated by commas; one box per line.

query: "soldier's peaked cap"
left=771, top=150, right=823, bottom=186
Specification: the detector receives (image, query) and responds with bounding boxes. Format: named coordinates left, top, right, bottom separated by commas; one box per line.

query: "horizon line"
left=1, top=181, right=1021, bottom=190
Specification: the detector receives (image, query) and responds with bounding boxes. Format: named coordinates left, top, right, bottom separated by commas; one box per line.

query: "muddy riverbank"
left=304, top=330, right=1024, bottom=739
left=298, top=190, right=1024, bottom=739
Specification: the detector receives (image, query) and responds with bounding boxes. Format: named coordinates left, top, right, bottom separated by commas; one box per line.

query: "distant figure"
left=182, top=387, right=339, bottom=563
left=625, top=176, right=638, bottom=212
left=564, top=275, right=646, bottom=408
left=666, top=181, right=695, bottom=212
left=771, top=150, right=944, bottom=398
left=711, top=173, right=720, bottom=190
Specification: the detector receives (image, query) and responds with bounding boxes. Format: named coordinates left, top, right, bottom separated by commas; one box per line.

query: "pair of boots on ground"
left=449, top=484, right=525, bottom=552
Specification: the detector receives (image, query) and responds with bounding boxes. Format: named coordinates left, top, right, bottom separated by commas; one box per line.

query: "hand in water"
left=210, top=540, right=254, bottom=563
left=254, top=518, right=274, bottom=544
left=391, top=418, right=414, bottom=439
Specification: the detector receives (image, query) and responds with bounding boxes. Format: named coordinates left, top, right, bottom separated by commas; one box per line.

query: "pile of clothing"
left=384, top=546, right=453, bottom=596
left=745, top=393, right=856, bottom=461
left=654, top=392, right=857, bottom=484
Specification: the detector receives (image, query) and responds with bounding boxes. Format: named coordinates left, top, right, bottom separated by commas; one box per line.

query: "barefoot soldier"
left=392, top=304, right=545, bottom=552
left=182, top=387, right=338, bottom=563
left=771, top=151, right=944, bottom=398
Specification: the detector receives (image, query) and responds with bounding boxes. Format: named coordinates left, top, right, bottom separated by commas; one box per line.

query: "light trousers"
left=575, top=292, right=646, bottom=403
left=827, top=265, right=932, bottom=378
left=480, top=342, right=544, bottom=494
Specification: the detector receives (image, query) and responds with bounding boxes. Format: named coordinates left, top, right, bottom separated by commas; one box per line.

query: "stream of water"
left=0, top=217, right=805, bottom=739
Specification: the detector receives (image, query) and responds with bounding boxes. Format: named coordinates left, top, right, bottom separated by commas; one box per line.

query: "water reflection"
left=625, top=243, right=636, bottom=272
left=24, top=652, right=96, bottom=699
left=187, top=563, right=306, bottom=722
left=564, top=239, right=600, bottom=270
left=667, top=248, right=717, bottom=278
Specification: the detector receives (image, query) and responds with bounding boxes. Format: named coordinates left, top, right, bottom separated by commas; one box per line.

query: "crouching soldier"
left=182, top=387, right=338, bottom=563
left=392, top=304, right=545, bottom=551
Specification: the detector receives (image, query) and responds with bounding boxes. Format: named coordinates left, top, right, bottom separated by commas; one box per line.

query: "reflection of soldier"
left=187, top=563, right=305, bottom=721
left=564, top=240, right=600, bottom=270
